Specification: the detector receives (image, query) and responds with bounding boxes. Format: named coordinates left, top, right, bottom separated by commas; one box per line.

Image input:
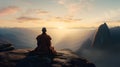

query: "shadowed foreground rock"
left=0, top=49, right=95, bottom=67
left=0, top=39, right=14, bottom=52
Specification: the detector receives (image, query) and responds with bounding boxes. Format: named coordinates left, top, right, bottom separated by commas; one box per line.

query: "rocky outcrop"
left=0, top=49, right=95, bottom=67
left=75, top=23, right=120, bottom=67
left=0, top=39, right=14, bottom=52
left=92, top=23, right=111, bottom=48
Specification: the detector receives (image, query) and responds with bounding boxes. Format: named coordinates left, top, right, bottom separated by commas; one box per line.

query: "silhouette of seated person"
left=34, top=27, right=56, bottom=56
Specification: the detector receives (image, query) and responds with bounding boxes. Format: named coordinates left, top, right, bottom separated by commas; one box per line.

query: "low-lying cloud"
left=49, top=16, right=82, bottom=23
left=17, top=16, right=41, bottom=23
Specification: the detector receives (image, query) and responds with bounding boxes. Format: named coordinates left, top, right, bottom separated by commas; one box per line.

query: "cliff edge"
left=0, top=49, right=95, bottom=67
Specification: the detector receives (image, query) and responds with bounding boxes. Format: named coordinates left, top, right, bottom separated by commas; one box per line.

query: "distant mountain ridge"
left=110, top=26, right=120, bottom=44
left=0, top=28, right=36, bottom=48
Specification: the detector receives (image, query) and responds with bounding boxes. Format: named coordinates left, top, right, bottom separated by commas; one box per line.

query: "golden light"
left=58, top=26, right=64, bottom=29
left=54, top=22, right=67, bottom=29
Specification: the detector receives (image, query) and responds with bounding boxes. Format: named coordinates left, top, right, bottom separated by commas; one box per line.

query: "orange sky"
left=0, top=0, right=120, bottom=28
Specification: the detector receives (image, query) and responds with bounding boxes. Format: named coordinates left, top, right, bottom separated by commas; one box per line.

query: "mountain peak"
left=92, top=23, right=111, bottom=48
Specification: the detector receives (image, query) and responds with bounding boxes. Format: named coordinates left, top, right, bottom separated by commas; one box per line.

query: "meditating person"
left=34, top=27, right=56, bottom=56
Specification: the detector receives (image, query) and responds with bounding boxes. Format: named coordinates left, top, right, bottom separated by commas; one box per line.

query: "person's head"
left=42, top=27, right=47, bottom=33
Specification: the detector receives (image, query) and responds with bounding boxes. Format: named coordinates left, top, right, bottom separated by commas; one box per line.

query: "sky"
left=0, top=0, right=120, bottom=28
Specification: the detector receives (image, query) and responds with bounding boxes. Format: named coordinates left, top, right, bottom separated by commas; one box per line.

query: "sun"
left=54, top=21, right=70, bottom=29
left=58, top=26, right=64, bottom=29
left=55, top=22, right=66, bottom=29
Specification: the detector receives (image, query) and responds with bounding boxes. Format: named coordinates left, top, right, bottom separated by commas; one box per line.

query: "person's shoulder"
left=46, top=34, right=51, bottom=37
left=36, top=34, right=42, bottom=39
left=37, top=34, right=42, bottom=37
left=46, top=34, right=51, bottom=39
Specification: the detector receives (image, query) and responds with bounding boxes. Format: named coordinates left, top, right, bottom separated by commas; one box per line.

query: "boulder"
left=0, top=39, right=14, bottom=52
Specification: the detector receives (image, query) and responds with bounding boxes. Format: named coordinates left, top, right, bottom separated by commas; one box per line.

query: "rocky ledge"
left=0, top=40, right=14, bottom=52
left=0, top=49, right=96, bottom=67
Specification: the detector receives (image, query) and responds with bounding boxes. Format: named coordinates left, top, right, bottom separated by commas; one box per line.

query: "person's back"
left=36, top=33, right=51, bottom=53
left=34, top=27, right=56, bottom=56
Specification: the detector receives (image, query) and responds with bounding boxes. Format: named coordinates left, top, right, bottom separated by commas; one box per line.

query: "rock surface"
left=0, top=39, right=14, bottom=52
left=0, top=49, right=95, bottom=67
left=92, top=23, right=111, bottom=48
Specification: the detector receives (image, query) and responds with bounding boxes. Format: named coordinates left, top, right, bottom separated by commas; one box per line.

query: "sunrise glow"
left=0, top=0, right=120, bottom=28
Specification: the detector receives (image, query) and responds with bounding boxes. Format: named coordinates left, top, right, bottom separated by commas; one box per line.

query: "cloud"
left=25, top=9, right=49, bottom=16
left=17, top=16, right=42, bottom=22
left=0, top=6, right=20, bottom=16
left=96, top=9, right=120, bottom=22
left=16, top=15, right=81, bottom=23
left=34, top=10, right=49, bottom=16
left=35, top=10, right=49, bottom=14
left=49, top=16, right=81, bottom=23
left=104, top=9, right=120, bottom=21
left=57, top=0, right=66, bottom=4
left=54, top=0, right=94, bottom=16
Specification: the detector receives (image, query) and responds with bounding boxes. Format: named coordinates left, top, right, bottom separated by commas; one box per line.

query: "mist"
left=0, top=28, right=94, bottom=51
left=0, top=27, right=120, bottom=67
left=76, top=26, right=120, bottom=67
